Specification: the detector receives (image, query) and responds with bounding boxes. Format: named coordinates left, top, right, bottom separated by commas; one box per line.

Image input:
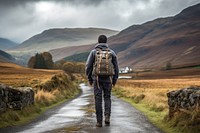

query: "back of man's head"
left=98, top=35, right=107, bottom=43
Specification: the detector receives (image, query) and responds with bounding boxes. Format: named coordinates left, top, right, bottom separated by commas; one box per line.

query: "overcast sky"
left=0, top=0, right=199, bottom=43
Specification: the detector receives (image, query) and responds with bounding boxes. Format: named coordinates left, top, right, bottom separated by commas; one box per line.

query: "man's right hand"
left=89, top=80, right=93, bottom=86
left=112, top=81, right=116, bottom=87
left=112, top=84, right=116, bottom=87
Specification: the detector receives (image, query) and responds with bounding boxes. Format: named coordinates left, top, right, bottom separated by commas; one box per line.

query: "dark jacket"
left=86, top=43, right=119, bottom=84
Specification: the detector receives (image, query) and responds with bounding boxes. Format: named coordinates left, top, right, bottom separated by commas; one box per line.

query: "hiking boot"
left=105, top=116, right=110, bottom=126
left=96, top=122, right=102, bottom=127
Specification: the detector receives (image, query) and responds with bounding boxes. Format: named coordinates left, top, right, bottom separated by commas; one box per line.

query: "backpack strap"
left=96, top=75, right=100, bottom=89
left=109, top=76, right=112, bottom=85
left=106, top=48, right=109, bottom=74
left=98, top=49, right=102, bottom=74
left=95, top=48, right=101, bottom=89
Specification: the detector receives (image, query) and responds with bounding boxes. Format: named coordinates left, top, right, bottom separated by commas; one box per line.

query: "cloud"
left=0, top=0, right=199, bottom=43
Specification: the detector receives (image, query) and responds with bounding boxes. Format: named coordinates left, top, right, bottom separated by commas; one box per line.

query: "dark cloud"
left=62, top=0, right=105, bottom=6
left=0, top=0, right=199, bottom=42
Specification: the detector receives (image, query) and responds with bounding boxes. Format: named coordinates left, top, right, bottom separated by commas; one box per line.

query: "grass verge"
left=112, top=78, right=200, bottom=133
left=0, top=88, right=80, bottom=128
left=0, top=71, right=81, bottom=128
left=118, top=96, right=177, bottom=133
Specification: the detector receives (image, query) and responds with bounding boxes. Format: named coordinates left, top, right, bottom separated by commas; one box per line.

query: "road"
left=0, top=84, right=162, bottom=133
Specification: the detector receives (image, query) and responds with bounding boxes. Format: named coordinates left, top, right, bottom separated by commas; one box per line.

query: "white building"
left=119, top=67, right=132, bottom=73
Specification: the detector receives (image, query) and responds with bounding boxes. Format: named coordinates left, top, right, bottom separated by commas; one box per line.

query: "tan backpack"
left=93, top=48, right=115, bottom=76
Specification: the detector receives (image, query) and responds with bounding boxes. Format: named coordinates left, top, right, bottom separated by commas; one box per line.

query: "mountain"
left=0, top=38, right=18, bottom=50
left=111, top=3, right=200, bottom=69
left=50, top=43, right=94, bottom=61
left=61, top=52, right=90, bottom=62
left=10, top=28, right=118, bottom=53
left=0, top=49, right=15, bottom=62
left=51, top=3, right=200, bottom=70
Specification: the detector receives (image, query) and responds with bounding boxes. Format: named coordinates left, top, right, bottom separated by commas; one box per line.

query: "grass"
left=123, top=67, right=200, bottom=80
left=0, top=62, right=63, bottom=87
left=0, top=86, right=80, bottom=128
left=0, top=62, right=81, bottom=128
left=113, top=77, right=200, bottom=133
left=0, top=88, right=80, bottom=128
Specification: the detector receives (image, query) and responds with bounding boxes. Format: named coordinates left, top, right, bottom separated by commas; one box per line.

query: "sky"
left=0, top=0, right=199, bottom=43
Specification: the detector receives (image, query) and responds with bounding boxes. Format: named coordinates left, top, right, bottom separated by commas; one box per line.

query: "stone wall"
left=167, top=86, right=200, bottom=118
left=0, top=84, right=34, bottom=113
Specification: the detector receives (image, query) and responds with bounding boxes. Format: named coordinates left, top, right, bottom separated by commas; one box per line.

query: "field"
left=0, top=62, right=63, bottom=87
left=114, top=68, right=200, bottom=133
left=122, top=67, right=200, bottom=79
left=0, top=62, right=80, bottom=128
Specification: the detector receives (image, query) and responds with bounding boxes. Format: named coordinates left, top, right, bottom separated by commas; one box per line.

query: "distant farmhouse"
left=119, top=67, right=132, bottom=73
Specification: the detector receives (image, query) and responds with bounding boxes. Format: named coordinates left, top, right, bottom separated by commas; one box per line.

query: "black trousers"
left=94, top=80, right=112, bottom=122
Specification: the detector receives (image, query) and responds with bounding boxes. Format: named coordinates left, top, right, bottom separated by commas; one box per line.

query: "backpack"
left=93, top=48, right=115, bottom=76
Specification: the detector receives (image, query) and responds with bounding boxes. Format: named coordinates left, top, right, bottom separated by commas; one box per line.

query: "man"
left=86, top=35, right=119, bottom=127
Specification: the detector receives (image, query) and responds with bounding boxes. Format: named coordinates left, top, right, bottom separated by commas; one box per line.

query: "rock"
left=0, top=84, right=34, bottom=113
left=167, top=86, right=200, bottom=119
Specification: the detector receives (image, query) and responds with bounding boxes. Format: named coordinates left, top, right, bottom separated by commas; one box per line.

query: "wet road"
left=80, top=93, right=162, bottom=133
left=1, top=84, right=162, bottom=133
left=57, top=84, right=162, bottom=133
left=0, top=84, right=91, bottom=133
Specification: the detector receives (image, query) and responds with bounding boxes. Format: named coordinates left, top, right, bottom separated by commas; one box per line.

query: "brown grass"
left=0, top=62, right=80, bottom=128
left=35, top=89, right=58, bottom=106
left=114, top=75, right=200, bottom=132
left=123, top=68, right=200, bottom=79
left=0, top=62, right=79, bottom=105
left=0, top=62, right=63, bottom=87
left=116, top=77, right=200, bottom=110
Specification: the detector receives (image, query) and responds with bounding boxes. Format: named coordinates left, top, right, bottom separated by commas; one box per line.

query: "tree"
left=28, top=56, right=36, bottom=68
left=54, top=60, right=86, bottom=73
left=62, top=62, right=74, bottom=73
left=27, top=52, right=54, bottom=69
left=34, top=53, right=47, bottom=69
left=42, top=52, right=54, bottom=69
left=76, top=63, right=85, bottom=73
left=166, top=62, right=172, bottom=70
left=54, top=63, right=62, bottom=69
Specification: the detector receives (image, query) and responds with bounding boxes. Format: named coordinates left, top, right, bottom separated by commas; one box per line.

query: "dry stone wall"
left=0, top=84, right=34, bottom=113
left=167, top=86, right=200, bottom=118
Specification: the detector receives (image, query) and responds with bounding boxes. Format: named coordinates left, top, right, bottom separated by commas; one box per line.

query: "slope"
left=0, top=49, right=15, bottom=63
left=53, top=3, right=200, bottom=70
left=0, top=38, right=18, bottom=50
left=10, top=28, right=118, bottom=53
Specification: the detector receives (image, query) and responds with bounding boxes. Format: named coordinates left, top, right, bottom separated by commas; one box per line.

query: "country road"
left=0, top=84, right=162, bottom=133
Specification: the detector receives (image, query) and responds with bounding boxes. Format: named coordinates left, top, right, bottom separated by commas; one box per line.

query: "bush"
left=166, top=62, right=172, bottom=70
left=133, top=94, right=145, bottom=103
left=166, top=109, right=200, bottom=132
left=55, top=60, right=85, bottom=73
left=62, top=62, right=74, bottom=73
left=28, top=52, right=54, bottom=69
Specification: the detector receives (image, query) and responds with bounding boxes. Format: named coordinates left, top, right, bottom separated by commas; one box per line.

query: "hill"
left=0, top=37, right=18, bottom=50
left=110, top=3, right=200, bottom=69
left=0, top=49, right=15, bottom=62
left=50, top=44, right=94, bottom=61
left=10, top=28, right=118, bottom=53
left=52, top=3, right=200, bottom=70
left=61, top=52, right=90, bottom=62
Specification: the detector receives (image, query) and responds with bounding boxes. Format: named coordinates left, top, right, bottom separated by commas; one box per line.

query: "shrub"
left=133, top=94, right=145, bottom=103
left=166, top=62, right=172, bottom=70
left=35, top=89, right=58, bottom=106
left=28, top=52, right=54, bottom=69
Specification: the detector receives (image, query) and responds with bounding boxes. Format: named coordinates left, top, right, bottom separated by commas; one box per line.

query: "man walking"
left=86, top=35, right=119, bottom=127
